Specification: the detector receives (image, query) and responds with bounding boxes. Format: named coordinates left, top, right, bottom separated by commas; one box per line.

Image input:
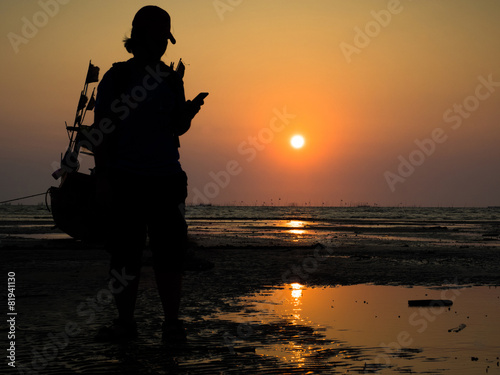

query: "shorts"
left=104, top=169, right=188, bottom=273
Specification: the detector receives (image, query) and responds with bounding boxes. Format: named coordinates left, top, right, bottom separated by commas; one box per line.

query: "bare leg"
left=112, top=267, right=141, bottom=322
left=95, top=265, right=140, bottom=341
left=154, top=270, right=183, bottom=321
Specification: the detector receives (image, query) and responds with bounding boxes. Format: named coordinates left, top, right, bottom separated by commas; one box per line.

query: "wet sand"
left=1, top=216, right=500, bottom=374
left=231, top=284, right=500, bottom=374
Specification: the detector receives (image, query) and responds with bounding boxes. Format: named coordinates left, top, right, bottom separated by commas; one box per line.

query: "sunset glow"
left=0, top=1, right=499, bottom=206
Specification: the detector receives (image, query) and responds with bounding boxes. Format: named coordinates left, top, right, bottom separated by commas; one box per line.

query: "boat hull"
left=49, top=172, right=105, bottom=242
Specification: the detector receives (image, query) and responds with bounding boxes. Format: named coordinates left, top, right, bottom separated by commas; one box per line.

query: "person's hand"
left=184, top=99, right=203, bottom=120
left=175, top=99, right=204, bottom=135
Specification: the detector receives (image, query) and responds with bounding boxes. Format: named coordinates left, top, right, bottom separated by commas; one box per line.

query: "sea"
left=1, top=204, right=499, bottom=374
left=1, top=204, right=499, bottom=248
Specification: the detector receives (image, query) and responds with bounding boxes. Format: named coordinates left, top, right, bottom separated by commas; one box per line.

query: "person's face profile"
left=137, top=26, right=170, bottom=60
left=146, top=37, right=169, bottom=59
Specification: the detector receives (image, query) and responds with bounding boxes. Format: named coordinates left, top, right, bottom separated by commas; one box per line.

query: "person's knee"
left=109, top=252, right=142, bottom=278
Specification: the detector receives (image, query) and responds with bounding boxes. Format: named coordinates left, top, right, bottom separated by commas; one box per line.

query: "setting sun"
left=291, top=135, right=305, bottom=149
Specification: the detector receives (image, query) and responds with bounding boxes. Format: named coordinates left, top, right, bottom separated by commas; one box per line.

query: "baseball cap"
left=131, top=5, right=176, bottom=44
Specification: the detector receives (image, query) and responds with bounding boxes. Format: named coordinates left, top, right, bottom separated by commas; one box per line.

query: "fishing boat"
left=48, top=61, right=103, bottom=241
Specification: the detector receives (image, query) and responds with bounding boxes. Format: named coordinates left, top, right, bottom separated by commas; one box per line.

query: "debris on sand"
left=448, top=323, right=466, bottom=333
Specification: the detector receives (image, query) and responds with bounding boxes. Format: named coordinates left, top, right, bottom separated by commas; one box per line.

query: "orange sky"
left=1, top=0, right=499, bottom=206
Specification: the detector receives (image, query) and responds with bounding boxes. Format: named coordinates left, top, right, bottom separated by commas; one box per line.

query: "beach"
left=2, top=1, right=500, bottom=374
left=1, top=205, right=499, bottom=374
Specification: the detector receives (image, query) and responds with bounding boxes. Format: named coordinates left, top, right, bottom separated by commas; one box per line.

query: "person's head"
left=124, top=6, right=176, bottom=61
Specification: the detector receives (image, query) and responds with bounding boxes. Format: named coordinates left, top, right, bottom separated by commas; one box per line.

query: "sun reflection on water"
left=290, top=283, right=303, bottom=324
left=291, top=282, right=303, bottom=299
left=286, top=220, right=307, bottom=237
left=287, top=283, right=307, bottom=365
left=251, top=285, right=500, bottom=373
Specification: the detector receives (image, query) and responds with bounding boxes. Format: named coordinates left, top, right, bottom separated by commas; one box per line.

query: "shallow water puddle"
left=220, top=284, right=500, bottom=374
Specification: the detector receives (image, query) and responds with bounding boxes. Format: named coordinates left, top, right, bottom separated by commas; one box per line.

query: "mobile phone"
left=193, top=92, right=209, bottom=103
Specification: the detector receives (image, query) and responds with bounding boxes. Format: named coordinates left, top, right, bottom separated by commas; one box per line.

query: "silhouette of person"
left=93, top=5, right=204, bottom=343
